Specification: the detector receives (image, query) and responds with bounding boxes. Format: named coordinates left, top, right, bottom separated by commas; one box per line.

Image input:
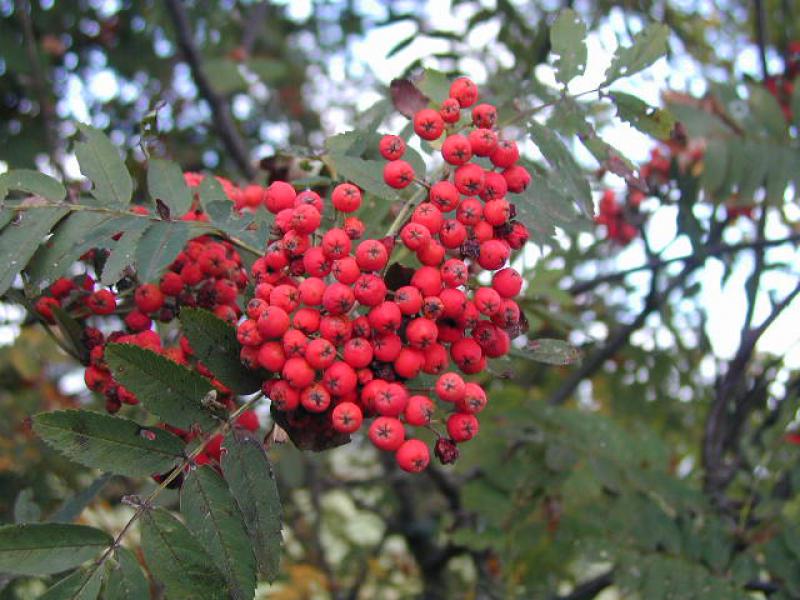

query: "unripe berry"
left=449, top=77, right=479, bottom=108
left=447, top=412, right=479, bottom=442
left=396, top=439, right=430, bottom=473
left=332, top=401, right=363, bottom=433
left=331, top=183, right=362, bottom=213
left=384, top=160, right=415, bottom=189
left=413, top=108, right=445, bottom=140
left=369, top=416, right=405, bottom=451
left=379, top=135, right=406, bottom=161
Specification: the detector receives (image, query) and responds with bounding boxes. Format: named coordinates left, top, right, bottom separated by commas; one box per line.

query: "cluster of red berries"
left=765, top=41, right=800, bottom=122
left=595, top=189, right=642, bottom=246
left=236, top=76, right=529, bottom=473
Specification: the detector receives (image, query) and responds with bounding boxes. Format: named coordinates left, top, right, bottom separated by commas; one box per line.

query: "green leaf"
left=221, top=435, right=282, bottom=581
left=33, top=409, right=185, bottom=476
left=74, top=124, right=133, bottom=208
left=26, top=212, right=134, bottom=291
left=39, top=566, right=104, bottom=600
left=416, top=68, right=450, bottom=105
left=0, top=523, right=111, bottom=575
left=51, top=306, right=90, bottom=363
left=147, top=158, right=193, bottom=217
left=748, top=84, right=788, bottom=140
left=248, top=58, right=289, bottom=83
left=101, top=218, right=150, bottom=285
left=700, top=139, right=728, bottom=198
left=179, top=308, right=262, bottom=394
left=180, top=466, right=257, bottom=600
left=604, top=24, right=670, bottom=85
left=793, top=84, right=800, bottom=132
left=104, top=547, right=149, bottom=600
left=104, top=343, right=221, bottom=430
left=14, top=488, right=41, bottom=524
left=550, top=9, right=587, bottom=85
left=204, top=58, right=248, bottom=94
left=0, top=206, right=68, bottom=296
left=327, top=154, right=399, bottom=201
left=526, top=120, right=592, bottom=217
left=522, top=338, right=582, bottom=366
left=0, top=169, right=66, bottom=202
left=613, top=92, right=676, bottom=140
left=49, top=473, right=114, bottom=524
left=135, top=220, right=192, bottom=283
left=141, top=508, right=227, bottom=599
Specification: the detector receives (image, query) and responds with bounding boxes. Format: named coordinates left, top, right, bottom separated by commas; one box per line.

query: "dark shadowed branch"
left=164, top=0, right=256, bottom=179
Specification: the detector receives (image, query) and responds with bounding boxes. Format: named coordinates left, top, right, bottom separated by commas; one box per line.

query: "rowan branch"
left=164, top=0, right=256, bottom=179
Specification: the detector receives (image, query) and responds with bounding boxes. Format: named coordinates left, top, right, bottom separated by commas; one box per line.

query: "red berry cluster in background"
left=594, top=189, right=642, bottom=246
left=237, top=76, right=530, bottom=472
left=765, top=41, right=800, bottom=122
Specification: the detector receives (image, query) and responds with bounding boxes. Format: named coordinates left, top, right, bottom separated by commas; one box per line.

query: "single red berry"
left=393, top=347, right=425, bottom=379
left=257, top=306, right=290, bottom=339
left=86, top=290, right=116, bottom=315
left=379, top=135, right=406, bottom=160
left=472, top=103, right=497, bottom=128
left=373, top=333, right=403, bottom=362
left=323, top=361, right=358, bottom=396
left=35, top=297, right=60, bottom=324
left=265, top=181, right=297, bottom=213
left=306, top=337, right=337, bottom=370
left=468, top=128, right=498, bottom=156
left=354, top=273, right=387, bottom=306
left=413, top=108, right=445, bottom=141
left=454, top=163, right=485, bottom=196
left=331, top=183, right=362, bottom=213
left=321, top=228, right=352, bottom=260
left=447, top=412, right=479, bottom=442
left=396, top=439, right=430, bottom=473
left=332, top=256, right=361, bottom=285
left=412, top=203, right=444, bottom=233
left=384, top=160, right=415, bottom=189
left=270, top=380, right=300, bottom=411
left=343, top=337, right=374, bottom=368
left=237, top=410, right=260, bottom=431
left=484, top=198, right=511, bottom=226
left=490, top=140, right=519, bottom=168
left=503, top=164, right=531, bottom=193
left=257, top=341, right=286, bottom=371
left=369, top=416, right=406, bottom=451
left=436, top=372, right=466, bottom=403
left=441, top=134, right=473, bottom=166
left=301, top=383, right=331, bottom=413
left=429, top=181, right=460, bottom=212
left=404, top=395, right=434, bottom=426
left=492, top=268, right=523, bottom=298
left=282, top=357, right=315, bottom=389
left=477, top=239, right=511, bottom=270
left=449, top=77, right=479, bottom=108
left=368, top=301, right=402, bottom=334
left=439, top=97, right=461, bottom=123
left=355, top=239, right=389, bottom=272
left=400, top=222, right=432, bottom=251
left=332, top=401, right=363, bottom=433
left=480, top=171, right=508, bottom=200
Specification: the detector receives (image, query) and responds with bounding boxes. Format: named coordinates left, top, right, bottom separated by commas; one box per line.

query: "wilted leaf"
left=390, top=78, right=430, bottom=118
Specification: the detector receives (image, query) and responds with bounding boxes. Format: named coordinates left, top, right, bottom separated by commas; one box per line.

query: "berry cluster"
left=237, top=77, right=530, bottom=472
left=595, top=189, right=641, bottom=246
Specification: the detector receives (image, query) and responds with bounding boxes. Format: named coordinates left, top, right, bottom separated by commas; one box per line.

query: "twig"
left=553, top=569, right=614, bottom=600
left=15, top=0, right=66, bottom=180
left=549, top=258, right=698, bottom=405
left=741, top=207, right=769, bottom=336
left=241, top=2, right=269, bottom=55
left=754, top=0, right=769, bottom=80
left=70, top=393, right=265, bottom=598
left=164, top=0, right=256, bottom=179
left=568, top=233, right=800, bottom=296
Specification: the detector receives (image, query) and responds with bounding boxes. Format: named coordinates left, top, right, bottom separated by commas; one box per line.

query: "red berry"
left=159, top=271, right=184, bottom=296
left=236, top=410, right=260, bottom=431
left=86, top=290, right=116, bottom=315
left=439, top=98, right=461, bottom=123
left=322, top=282, right=356, bottom=315
left=354, top=273, right=387, bottom=306
left=379, top=135, right=406, bottom=160
left=35, top=297, right=60, bottom=323
left=393, top=347, right=425, bottom=379
left=441, top=134, right=473, bottom=166
left=411, top=266, right=442, bottom=296
left=369, top=416, right=406, bottom=451
left=502, top=164, right=531, bottom=193
left=270, top=380, right=300, bottom=411
left=257, top=306, right=290, bottom=339
left=343, top=337, right=374, bottom=368
left=373, top=333, right=403, bottom=362
left=471, top=103, right=497, bottom=128
left=257, top=341, right=286, bottom=371
left=331, top=183, right=362, bottom=213
left=265, top=181, right=297, bottom=213
left=429, top=181, right=460, bottom=212
left=321, top=228, right=352, bottom=259
left=447, top=413, right=479, bottom=442
left=454, top=163, right=485, bottom=196
left=413, top=108, right=445, bottom=141
left=333, top=256, right=361, bottom=285
left=395, top=286, right=423, bottom=315
left=355, top=239, right=389, bottom=272
left=373, top=382, right=409, bottom=416
left=404, top=395, right=434, bottom=426
left=490, top=140, right=519, bottom=168
left=384, top=160, right=415, bottom=189
left=332, top=401, right=363, bottom=433
left=400, top=222, right=432, bottom=251
left=301, top=384, right=331, bottom=413
left=323, top=361, right=358, bottom=396
left=306, top=338, right=337, bottom=370
left=468, top=128, right=498, bottom=157
left=406, top=317, right=438, bottom=349
left=492, top=268, right=523, bottom=298
left=483, top=198, right=511, bottom=226
left=480, top=171, right=508, bottom=200
left=368, top=301, right=402, bottom=334
left=477, top=239, right=511, bottom=270
left=436, top=372, right=466, bottom=403
left=449, top=77, right=479, bottom=108
left=282, top=357, right=315, bottom=389
left=396, top=439, right=430, bottom=472
left=412, top=203, right=443, bottom=233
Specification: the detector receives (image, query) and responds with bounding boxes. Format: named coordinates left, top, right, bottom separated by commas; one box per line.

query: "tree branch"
left=754, top=0, right=769, bottom=79
left=553, top=570, right=614, bottom=600
left=164, top=0, right=256, bottom=179
left=550, top=259, right=698, bottom=405
left=568, top=233, right=800, bottom=296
